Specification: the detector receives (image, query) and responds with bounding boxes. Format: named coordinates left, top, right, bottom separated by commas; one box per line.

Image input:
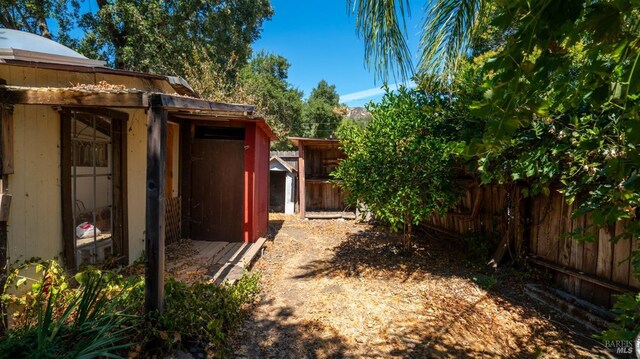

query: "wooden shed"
left=0, top=29, right=275, bottom=276
left=288, top=137, right=353, bottom=219
left=269, top=155, right=297, bottom=214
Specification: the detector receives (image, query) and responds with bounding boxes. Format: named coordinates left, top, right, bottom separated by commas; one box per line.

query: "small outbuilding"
left=288, top=137, right=354, bottom=219
left=0, top=29, right=275, bottom=274
left=269, top=154, right=297, bottom=214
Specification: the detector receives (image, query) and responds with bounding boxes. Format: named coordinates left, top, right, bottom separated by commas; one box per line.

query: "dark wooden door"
left=190, top=126, right=244, bottom=242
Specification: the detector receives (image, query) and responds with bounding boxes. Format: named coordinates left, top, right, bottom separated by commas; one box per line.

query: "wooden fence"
left=423, top=182, right=640, bottom=308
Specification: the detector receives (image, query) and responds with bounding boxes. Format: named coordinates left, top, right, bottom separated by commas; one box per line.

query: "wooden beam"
left=149, top=93, right=255, bottom=114
left=528, top=256, right=635, bottom=294
left=1, top=87, right=146, bottom=108
left=1, top=104, right=13, bottom=174
left=60, top=113, right=75, bottom=269
left=179, top=120, right=192, bottom=240
left=298, top=144, right=305, bottom=219
left=145, top=107, right=167, bottom=314
left=0, top=194, right=11, bottom=222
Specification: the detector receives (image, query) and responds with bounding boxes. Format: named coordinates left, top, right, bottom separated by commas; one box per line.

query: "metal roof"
left=0, top=28, right=105, bottom=67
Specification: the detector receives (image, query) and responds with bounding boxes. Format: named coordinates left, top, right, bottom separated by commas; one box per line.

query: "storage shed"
left=0, top=29, right=275, bottom=274
left=288, top=137, right=353, bottom=219
left=269, top=155, right=296, bottom=214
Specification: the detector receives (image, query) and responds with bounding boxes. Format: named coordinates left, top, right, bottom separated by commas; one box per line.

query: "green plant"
left=334, top=87, right=466, bottom=250
left=0, top=260, right=141, bottom=358
left=151, top=272, right=261, bottom=355
left=472, top=274, right=497, bottom=290
left=600, top=292, right=640, bottom=342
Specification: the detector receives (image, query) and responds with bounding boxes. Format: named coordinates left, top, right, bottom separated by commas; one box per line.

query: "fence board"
left=422, top=184, right=639, bottom=309
left=568, top=209, right=583, bottom=296
left=580, top=216, right=599, bottom=303
left=557, top=199, right=572, bottom=292
left=611, top=221, right=630, bottom=304
left=630, top=236, right=640, bottom=288
left=595, top=226, right=614, bottom=307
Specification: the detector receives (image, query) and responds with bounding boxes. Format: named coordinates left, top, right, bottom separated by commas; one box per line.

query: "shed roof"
left=0, top=84, right=277, bottom=139
left=269, top=156, right=296, bottom=173
left=0, top=29, right=106, bottom=67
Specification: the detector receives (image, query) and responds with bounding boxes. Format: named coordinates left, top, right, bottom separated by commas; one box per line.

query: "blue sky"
left=253, top=0, right=424, bottom=107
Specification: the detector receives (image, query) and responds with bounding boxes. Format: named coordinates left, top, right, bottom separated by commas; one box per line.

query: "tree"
left=0, top=0, right=79, bottom=43
left=303, top=80, right=343, bottom=138
left=334, top=87, right=461, bottom=250
left=1, top=0, right=273, bottom=78
left=238, top=51, right=305, bottom=148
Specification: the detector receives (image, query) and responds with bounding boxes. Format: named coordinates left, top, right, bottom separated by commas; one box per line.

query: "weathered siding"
left=7, top=104, right=62, bottom=262
left=125, top=109, right=148, bottom=262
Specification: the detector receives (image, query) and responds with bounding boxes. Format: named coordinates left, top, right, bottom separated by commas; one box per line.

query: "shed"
left=0, top=29, right=275, bottom=276
left=269, top=156, right=296, bottom=214
left=288, top=137, right=353, bottom=219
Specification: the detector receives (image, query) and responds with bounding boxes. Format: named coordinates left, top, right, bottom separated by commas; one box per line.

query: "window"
left=61, top=109, right=128, bottom=269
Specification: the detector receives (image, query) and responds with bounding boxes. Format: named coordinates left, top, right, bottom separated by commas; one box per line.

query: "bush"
left=151, top=273, right=260, bottom=356
left=0, top=260, right=140, bottom=359
left=0, top=260, right=261, bottom=358
left=600, top=292, right=640, bottom=342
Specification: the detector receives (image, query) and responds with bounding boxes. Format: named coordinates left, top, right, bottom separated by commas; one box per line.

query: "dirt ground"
left=231, top=214, right=613, bottom=358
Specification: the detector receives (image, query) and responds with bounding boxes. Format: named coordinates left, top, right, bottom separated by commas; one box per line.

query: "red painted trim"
left=244, top=123, right=256, bottom=242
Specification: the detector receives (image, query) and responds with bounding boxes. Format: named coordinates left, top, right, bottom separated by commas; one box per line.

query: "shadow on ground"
left=292, top=226, right=608, bottom=358
left=235, top=299, right=354, bottom=359
left=267, top=218, right=284, bottom=240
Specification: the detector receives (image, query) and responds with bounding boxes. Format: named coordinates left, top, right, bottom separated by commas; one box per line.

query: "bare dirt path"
left=232, top=214, right=610, bottom=358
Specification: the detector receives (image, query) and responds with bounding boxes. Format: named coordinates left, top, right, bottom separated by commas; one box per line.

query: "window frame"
left=60, top=108, right=129, bottom=269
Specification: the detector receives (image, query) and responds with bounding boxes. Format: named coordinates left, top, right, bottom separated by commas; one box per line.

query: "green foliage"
left=600, top=292, right=640, bottom=341
left=0, top=260, right=140, bottom=359
left=303, top=80, right=344, bottom=138
left=334, top=87, right=461, bottom=248
left=347, top=0, right=414, bottom=82
left=472, top=274, right=497, bottom=290
left=2, top=0, right=273, bottom=78
left=0, top=260, right=261, bottom=357
left=238, top=51, right=305, bottom=147
left=152, top=273, right=260, bottom=356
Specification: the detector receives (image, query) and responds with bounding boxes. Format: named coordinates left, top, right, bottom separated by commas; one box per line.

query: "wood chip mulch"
left=231, top=214, right=613, bottom=358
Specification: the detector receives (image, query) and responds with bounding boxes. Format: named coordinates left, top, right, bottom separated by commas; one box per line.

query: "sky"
left=253, top=0, right=424, bottom=107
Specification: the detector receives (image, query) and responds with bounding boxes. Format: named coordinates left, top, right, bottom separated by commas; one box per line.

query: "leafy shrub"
left=152, top=273, right=260, bottom=356
left=334, top=87, right=463, bottom=250
left=0, top=260, right=140, bottom=359
left=0, top=261, right=261, bottom=358
left=601, top=292, right=640, bottom=342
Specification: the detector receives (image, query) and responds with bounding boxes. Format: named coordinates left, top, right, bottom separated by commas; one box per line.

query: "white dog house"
left=269, top=156, right=296, bottom=214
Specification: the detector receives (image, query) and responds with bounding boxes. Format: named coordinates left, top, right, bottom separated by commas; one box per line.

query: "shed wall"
left=7, top=104, right=62, bottom=263
left=253, top=126, right=270, bottom=239
left=125, top=109, right=148, bottom=262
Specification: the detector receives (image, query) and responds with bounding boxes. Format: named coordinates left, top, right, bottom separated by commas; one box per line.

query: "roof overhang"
left=0, top=48, right=106, bottom=67
left=0, top=86, right=278, bottom=141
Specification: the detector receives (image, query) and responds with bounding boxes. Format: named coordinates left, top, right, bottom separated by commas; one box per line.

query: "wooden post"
left=298, top=143, right=305, bottom=219
left=0, top=104, right=10, bottom=333
left=145, top=107, right=167, bottom=314
left=1, top=104, right=13, bottom=175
